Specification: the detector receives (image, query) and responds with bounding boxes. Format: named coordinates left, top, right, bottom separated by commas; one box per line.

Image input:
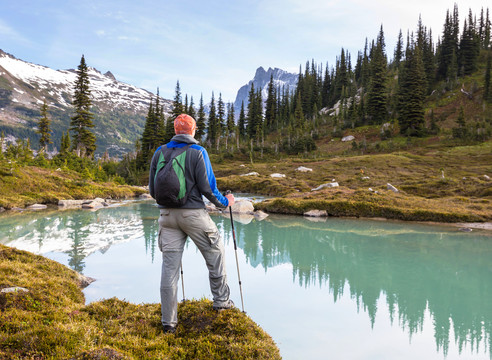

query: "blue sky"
left=0, top=0, right=488, bottom=104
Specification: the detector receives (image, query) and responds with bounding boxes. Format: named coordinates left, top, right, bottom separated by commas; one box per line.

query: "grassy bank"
left=0, top=164, right=146, bottom=209
left=0, top=244, right=281, bottom=359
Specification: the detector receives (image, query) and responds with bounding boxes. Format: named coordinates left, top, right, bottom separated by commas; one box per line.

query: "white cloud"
left=0, top=19, right=29, bottom=44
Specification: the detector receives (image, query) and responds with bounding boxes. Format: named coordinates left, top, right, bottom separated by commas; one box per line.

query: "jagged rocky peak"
left=233, top=66, right=298, bottom=112
left=104, top=71, right=116, bottom=81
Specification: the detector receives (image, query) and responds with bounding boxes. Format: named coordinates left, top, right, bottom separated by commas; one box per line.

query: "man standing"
left=149, top=114, right=235, bottom=334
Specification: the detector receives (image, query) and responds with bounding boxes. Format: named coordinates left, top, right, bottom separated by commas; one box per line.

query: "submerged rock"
left=254, top=210, right=269, bottom=221
left=26, top=204, right=47, bottom=210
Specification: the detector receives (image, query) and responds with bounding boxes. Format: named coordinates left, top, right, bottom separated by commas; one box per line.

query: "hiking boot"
left=213, top=299, right=235, bottom=311
left=162, top=325, right=176, bottom=334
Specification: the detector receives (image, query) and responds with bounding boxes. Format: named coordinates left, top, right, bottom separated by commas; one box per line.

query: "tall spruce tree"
left=70, top=55, right=96, bottom=157
left=394, top=30, right=404, bottom=68
left=398, top=36, right=426, bottom=136
left=196, top=94, right=206, bottom=141
left=37, top=99, right=53, bottom=153
left=238, top=101, right=246, bottom=138
left=172, top=80, right=184, bottom=119
left=366, top=26, right=388, bottom=124
left=207, top=93, right=217, bottom=146
left=484, top=50, right=492, bottom=102
left=265, top=74, right=277, bottom=131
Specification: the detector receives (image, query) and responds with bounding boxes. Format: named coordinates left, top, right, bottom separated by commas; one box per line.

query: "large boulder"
left=26, top=204, right=47, bottom=210
left=231, top=200, right=255, bottom=214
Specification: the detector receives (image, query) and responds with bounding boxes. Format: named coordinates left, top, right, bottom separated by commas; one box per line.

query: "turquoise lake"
left=0, top=199, right=491, bottom=359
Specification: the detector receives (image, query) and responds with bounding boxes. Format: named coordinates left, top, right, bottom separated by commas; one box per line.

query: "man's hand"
left=225, top=193, right=235, bottom=207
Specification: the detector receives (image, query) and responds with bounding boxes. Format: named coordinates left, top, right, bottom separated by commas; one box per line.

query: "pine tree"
left=394, top=29, right=404, bottom=68
left=294, top=92, right=305, bottom=130
left=196, top=94, right=206, bottom=141
left=60, top=130, right=71, bottom=154
left=138, top=97, right=157, bottom=168
left=172, top=80, right=184, bottom=119
left=265, top=74, right=277, bottom=131
left=398, top=36, right=426, bottom=137
left=238, top=101, right=246, bottom=138
left=366, top=26, right=388, bottom=124
left=484, top=50, right=492, bottom=102
left=70, top=55, right=96, bottom=157
left=37, top=99, right=53, bottom=153
left=188, top=96, right=196, bottom=119
left=207, top=93, right=217, bottom=146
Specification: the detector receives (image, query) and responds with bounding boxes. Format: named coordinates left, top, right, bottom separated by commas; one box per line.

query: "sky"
left=0, top=0, right=489, bottom=104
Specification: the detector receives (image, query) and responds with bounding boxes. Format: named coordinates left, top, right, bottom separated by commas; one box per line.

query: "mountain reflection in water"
left=0, top=200, right=490, bottom=359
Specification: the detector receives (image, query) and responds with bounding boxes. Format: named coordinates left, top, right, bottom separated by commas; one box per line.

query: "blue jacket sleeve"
left=195, top=148, right=229, bottom=208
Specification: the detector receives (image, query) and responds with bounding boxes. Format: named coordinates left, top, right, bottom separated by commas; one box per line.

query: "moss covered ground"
left=214, top=140, right=492, bottom=223
left=0, top=164, right=146, bottom=209
left=0, top=244, right=281, bottom=359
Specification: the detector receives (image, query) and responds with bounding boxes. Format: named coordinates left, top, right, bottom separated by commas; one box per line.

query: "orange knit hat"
left=174, top=114, right=196, bottom=135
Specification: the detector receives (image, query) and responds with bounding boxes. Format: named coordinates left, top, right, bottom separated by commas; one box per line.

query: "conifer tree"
left=484, top=51, right=492, bottom=102
left=60, top=130, right=71, bottom=154
left=70, top=55, right=96, bottom=157
left=238, top=101, right=246, bottom=138
left=196, top=94, right=206, bottom=141
left=188, top=96, right=196, bottom=119
left=207, top=93, right=217, bottom=146
left=398, top=36, right=426, bottom=136
left=37, top=99, right=53, bottom=153
left=265, top=74, right=277, bottom=131
left=294, top=92, right=305, bottom=130
left=138, top=97, right=157, bottom=168
left=366, top=26, right=388, bottom=124
left=172, top=80, right=184, bottom=119
left=394, top=29, right=404, bottom=68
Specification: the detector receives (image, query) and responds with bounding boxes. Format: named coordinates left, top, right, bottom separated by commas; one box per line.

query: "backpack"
left=153, top=144, right=192, bottom=207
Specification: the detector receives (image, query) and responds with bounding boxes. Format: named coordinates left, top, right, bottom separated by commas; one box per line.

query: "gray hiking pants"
left=158, top=208, right=230, bottom=327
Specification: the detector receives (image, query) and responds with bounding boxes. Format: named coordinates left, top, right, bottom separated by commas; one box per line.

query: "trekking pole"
left=180, top=261, right=186, bottom=301
left=226, top=190, right=245, bottom=313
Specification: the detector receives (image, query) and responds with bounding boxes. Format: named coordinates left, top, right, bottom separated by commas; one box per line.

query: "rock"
left=311, top=182, right=339, bottom=191
left=296, top=166, right=313, bottom=172
left=239, top=164, right=246, bottom=167
left=341, top=135, right=355, bottom=142
left=254, top=210, right=269, bottom=221
left=361, top=176, right=370, bottom=180
left=387, top=183, right=399, bottom=193
left=26, top=204, right=47, bottom=210
left=58, top=200, right=86, bottom=207
left=231, top=200, right=254, bottom=214
left=305, top=216, right=327, bottom=223
left=1, top=286, right=29, bottom=293
left=82, top=198, right=106, bottom=209
left=459, top=228, right=473, bottom=232
left=270, top=173, right=286, bottom=178
left=228, top=213, right=254, bottom=225
left=240, top=172, right=259, bottom=176
left=77, top=273, right=96, bottom=288
left=484, top=175, right=491, bottom=180
left=0, top=207, right=4, bottom=213
left=139, top=193, right=153, bottom=199
left=303, top=210, right=328, bottom=217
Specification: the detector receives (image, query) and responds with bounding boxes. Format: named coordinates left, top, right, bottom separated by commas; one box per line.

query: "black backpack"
left=153, top=144, right=192, bottom=207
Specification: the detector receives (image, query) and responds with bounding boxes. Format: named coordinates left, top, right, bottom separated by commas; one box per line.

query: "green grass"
left=0, top=244, right=281, bottom=359
left=0, top=163, right=146, bottom=209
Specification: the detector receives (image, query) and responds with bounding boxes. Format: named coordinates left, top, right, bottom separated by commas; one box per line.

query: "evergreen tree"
left=188, top=96, right=196, bottom=119
left=217, top=93, right=226, bottom=138
left=294, top=92, right=305, bottom=130
left=459, top=10, right=480, bottom=76
left=398, top=36, right=426, bottom=136
left=171, top=80, right=184, bottom=119
left=207, top=93, right=217, bottom=146
left=70, top=55, right=96, bottom=157
left=196, top=94, right=206, bottom=141
left=394, top=29, right=404, bottom=68
left=60, top=130, right=71, bottom=154
left=138, top=97, right=157, bottom=168
left=265, top=74, right=277, bottom=131
left=37, top=99, right=53, bottom=153
left=484, top=50, right=492, bottom=102
left=238, top=101, right=246, bottom=138
left=366, top=26, right=388, bottom=124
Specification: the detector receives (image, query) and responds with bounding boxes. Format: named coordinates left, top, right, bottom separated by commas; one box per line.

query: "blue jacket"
left=149, top=134, right=229, bottom=209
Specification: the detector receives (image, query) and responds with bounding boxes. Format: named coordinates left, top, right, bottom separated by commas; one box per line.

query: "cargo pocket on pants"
left=158, top=229, right=163, bottom=252
left=206, top=230, right=220, bottom=247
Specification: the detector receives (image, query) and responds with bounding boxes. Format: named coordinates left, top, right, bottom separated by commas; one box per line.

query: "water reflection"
left=230, top=215, right=492, bottom=358
left=0, top=202, right=490, bottom=358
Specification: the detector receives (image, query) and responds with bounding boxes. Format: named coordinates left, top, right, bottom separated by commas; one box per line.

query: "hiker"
left=149, top=113, right=235, bottom=334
